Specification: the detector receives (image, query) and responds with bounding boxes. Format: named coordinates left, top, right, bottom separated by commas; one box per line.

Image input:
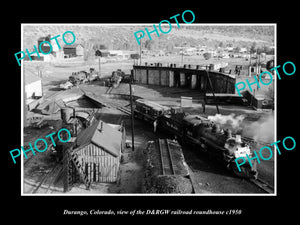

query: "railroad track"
left=82, top=89, right=132, bottom=115
left=24, top=142, right=53, bottom=167
left=249, top=178, right=274, bottom=194
left=158, top=139, right=176, bottom=175
left=31, top=163, right=63, bottom=194
left=242, top=136, right=270, bottom=147
left=23, top=128, right=55, bottom=166
left=106, top=102, right=132, bottom=115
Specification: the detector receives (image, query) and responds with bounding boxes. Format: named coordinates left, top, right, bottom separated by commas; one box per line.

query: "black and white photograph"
left=3, top=5, right=298, bottom=221
left=21, top=24, right=276, bottom=195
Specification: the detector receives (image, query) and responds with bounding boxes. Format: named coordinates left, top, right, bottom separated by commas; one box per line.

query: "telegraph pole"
left=95, top=50, right=102, bottom=78
left=98, top=57, right=101, bottom=78
left=181, top=48, right=184, bottom=66
left=129, top=70, right=135, bottom=151
left=139, top=34, right=142, bottom=65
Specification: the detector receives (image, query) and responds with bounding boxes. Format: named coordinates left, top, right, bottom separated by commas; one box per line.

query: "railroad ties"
left=31, top=163, right=63, bottom=194
left=249, top=178, right=274, bottom=194
left=158, top=139, right=176, bottom=175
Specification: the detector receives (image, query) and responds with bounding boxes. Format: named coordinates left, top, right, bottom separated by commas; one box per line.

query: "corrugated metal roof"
left=25, top=69, right=41, bottom=85
left=75, top=120, right=122, bottom=157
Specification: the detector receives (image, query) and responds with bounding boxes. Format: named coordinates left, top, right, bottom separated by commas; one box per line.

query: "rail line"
left=158, top=139, right=176, bottom=175
left=105, top=101, right=132, bottom=115
left=31, top=163, right=63, bottom=194
left=24, top=142, right=53, bottom=167
left=249, top=178, right=274, bottom=194
left=242, top=136, right=270, bottom=147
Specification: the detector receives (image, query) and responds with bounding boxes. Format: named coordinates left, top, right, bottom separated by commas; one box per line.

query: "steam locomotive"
left=157, top=112, right=258, bottom=179
left=133, top=99, right=258, bottom=179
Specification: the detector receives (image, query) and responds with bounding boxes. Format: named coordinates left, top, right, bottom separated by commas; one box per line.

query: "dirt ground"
left=23, top=55, right=275, bottom=194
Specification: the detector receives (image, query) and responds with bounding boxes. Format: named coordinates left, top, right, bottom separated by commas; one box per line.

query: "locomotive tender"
left=133, top=98, right=258, bottom=179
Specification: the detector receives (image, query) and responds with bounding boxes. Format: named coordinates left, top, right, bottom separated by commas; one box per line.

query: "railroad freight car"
left=134, top=99, right=171, bottom=123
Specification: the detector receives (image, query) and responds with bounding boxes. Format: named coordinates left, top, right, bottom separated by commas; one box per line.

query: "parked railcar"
left=134, top=99, right=171, bottom=123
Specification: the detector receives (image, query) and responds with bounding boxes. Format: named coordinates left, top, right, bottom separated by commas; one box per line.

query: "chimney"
left=99, top=121, right=103, bottom=132
left=236, top=135, right=242, bottom=143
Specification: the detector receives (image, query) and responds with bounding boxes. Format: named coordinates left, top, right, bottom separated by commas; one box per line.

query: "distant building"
left=38, top=35, right=51, bottom=54
left=25, top=69, right=42, bottom=99
left=63, top=44, right=84, bottom=58
left=24, top=69, right=43, bottom=110
left=239, top=47, right=248, bottom=53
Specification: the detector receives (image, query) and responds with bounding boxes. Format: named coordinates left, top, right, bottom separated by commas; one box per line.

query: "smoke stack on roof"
left=236, top=135, right=242, bottom=143
left=98, top=121, right=103, bottom=132
left=61, top=107, right=75, bottom=124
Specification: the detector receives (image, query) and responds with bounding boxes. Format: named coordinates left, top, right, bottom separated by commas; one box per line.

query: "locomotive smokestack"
left=224, top=129, right=232, bottom=138
left=212, top=124, right=221, bottom=133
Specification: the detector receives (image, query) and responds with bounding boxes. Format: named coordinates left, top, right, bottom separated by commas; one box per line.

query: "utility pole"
left=249, top=50, right=252, bottom=77
left=63, top=147, right=69, bottom=192
left=181, top=48, right=184, bottom=66
left=98, top=57, right=101, bottom=78
left=139, top=34, right=142, bottom=65
left=206, top=70, right=220, bottom=114
left=256, top=48, right=258, bottom=75
left=129, top=70, right=135, bottom=151
left=95, top=50, right=102, bottom=78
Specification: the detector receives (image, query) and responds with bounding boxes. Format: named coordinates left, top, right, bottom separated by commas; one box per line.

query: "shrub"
left=203, top=52, right=212, bottom=60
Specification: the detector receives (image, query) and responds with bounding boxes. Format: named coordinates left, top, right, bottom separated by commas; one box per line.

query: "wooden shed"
left=68, top=120, right=125, bottom=184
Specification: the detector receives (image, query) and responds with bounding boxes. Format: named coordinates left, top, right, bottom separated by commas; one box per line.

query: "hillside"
left=23, top=24, right=274, bottom=52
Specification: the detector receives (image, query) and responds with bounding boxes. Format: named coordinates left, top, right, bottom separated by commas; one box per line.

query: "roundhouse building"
left=133, top=64, right=236, bottom=94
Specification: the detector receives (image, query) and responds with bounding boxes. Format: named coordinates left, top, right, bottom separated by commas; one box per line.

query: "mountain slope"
left=22, top=24, right=274, bottom=51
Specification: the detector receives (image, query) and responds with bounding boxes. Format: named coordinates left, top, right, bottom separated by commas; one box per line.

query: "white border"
left=21, top=23, right=277, bottom=196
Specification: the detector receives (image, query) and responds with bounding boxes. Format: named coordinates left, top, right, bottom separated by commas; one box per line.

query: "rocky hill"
left=23, top=24, right=274, bottom=52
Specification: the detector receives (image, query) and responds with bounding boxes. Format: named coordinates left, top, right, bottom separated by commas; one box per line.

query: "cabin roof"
left=74, top=120, right=122, bottom=157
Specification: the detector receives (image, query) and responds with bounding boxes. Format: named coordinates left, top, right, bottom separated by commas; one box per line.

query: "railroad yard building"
left=63, top=44, right=84, bottom=58
left=133, top=64, right=236, bottom=94
left=67, top=119, right=125, bottom=184
left=25, top=69, right=43, bottom=112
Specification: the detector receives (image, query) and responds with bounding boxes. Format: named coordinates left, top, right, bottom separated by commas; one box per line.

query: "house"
left=63, top=44, right=84, bottom=58
left=69, top=119, right=125, bottom=183
left=183, top=47, right=197, bottom=56
left=25, top=69, right=42, bottom=99
left=38, top=35, right=51, bottom=54
left=239, top=47, right=248, bottom=53
left=24, top=69, right=43, bottom=110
